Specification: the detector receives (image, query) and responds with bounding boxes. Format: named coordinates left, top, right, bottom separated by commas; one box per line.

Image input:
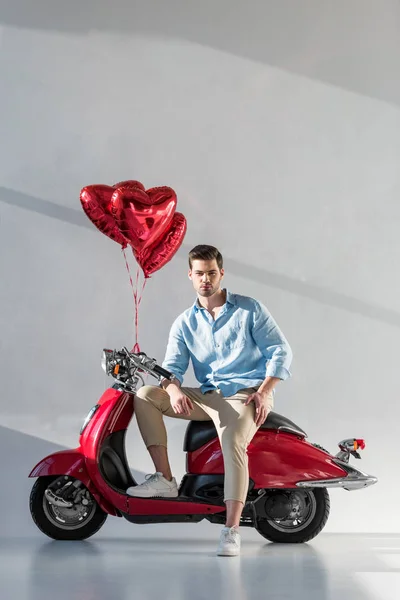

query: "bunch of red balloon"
left=80, top=179, right=187, bottom=351
left=80, top=179, right=186, bottom=277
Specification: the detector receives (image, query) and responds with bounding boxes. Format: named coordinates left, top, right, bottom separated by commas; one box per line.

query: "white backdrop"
left=1, top=0, right=399, bottom=535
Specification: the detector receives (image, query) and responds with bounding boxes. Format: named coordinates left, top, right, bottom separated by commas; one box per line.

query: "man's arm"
left=246, top=301, right=293, bottom=425
left=257, top=375, right=281, bottom=398
left=245, top=374, right=280, bottom=426
left=160, top=317, right=190, bottom=394
left=160, top=376, right=182, bottom=394
left=251, top=299, right=293, bottom=385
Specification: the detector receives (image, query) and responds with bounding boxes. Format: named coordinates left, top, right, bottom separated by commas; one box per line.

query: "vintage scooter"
left=29, top=347, right=377, bottom=543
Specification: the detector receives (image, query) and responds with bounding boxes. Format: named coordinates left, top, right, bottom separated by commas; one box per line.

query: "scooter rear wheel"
left=30, top=476, right=108, bottom=540
left=255, top=488, right=330, bottom=543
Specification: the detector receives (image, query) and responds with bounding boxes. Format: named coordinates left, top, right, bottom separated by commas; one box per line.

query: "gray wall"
left=1, top=1, right=399, bottom=534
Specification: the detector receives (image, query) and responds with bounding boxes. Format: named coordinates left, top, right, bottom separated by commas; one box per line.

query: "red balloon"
left=113, top=180, right=145, bottom=191
left=80, top=180, right=146, bottom=247
left=135, top=213, right=187, bottom=278
left=80, top=184, right=128, bottom=247
left=111, top=186, right=177, bottom=253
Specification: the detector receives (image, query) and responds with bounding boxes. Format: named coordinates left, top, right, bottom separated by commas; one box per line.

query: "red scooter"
left=29, top=347, right=377, bottom=543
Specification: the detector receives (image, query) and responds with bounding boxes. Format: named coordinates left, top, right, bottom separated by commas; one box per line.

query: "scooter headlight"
left=101, top=349, right=113, bottom=374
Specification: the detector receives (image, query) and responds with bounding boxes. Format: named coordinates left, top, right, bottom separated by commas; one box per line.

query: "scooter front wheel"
left=30, top=476, right=107, bottom=540
left=255, top=488, right=330, bottom=543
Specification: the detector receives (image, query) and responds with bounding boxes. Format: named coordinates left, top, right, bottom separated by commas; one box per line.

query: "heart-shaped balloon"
left=112, top=186, right=177, bottom=253
left=80, top=184, right=128, bottom=247
left=113, top=179, right=145, bottom=191
left=80, top=180, right=145, bottom=247
left=134, top=212, right=187, bottom=278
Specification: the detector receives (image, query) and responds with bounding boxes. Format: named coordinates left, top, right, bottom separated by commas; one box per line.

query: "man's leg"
left=178, top=387, right=259, bottom=555
left=128, top=385, right=211, bottom=496
left=218, top=389, right=274, bottom=512
left=179, top=386, right=271, bottom=522
left=211, top=388, right=273, bottom=555
left=147, top=445, right=173, bottom=482
left=225, top=500, right=244, bottom=528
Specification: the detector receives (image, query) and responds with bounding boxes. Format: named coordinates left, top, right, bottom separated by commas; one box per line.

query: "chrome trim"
left=277, top=426, right=307, bottom=438
left=296, top=461, right=378, bottom=491
left=335, top=450, right=350, bottom=463
left=296, top=475, right=377, bottom=491
left=80, top=404, right=99, bottom=434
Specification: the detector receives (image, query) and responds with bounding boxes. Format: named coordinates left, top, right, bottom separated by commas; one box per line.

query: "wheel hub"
left=264, top=493, right=292, bottom=519
left=262, top=490, right=317, bottom=532
left=43, top=485, right=96, bottom=530
left=47, top=503, right=94, bottom=525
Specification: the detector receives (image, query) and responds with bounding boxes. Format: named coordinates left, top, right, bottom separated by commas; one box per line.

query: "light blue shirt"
left=162, top=289, right=293, bottom=397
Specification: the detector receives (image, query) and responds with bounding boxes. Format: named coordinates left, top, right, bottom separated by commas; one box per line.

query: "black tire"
left=30, top=476, right=108, bottom=540
left=255, top=488, right=330, bottom=543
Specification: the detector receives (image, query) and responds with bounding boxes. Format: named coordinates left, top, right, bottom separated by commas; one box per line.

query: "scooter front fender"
left=29, top=449, right=86, bottom=479
left=29, top=449, right=120, bottom=516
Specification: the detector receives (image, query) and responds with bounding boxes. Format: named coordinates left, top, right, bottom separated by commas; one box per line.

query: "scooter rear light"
left=355, top=439, right=365, bottom=450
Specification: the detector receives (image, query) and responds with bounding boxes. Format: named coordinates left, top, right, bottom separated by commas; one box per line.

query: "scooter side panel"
left=187, top=430, right=347, bottom=488
left=80, top=390, right=134, bottom=461
left=248, top=431, right=348, bottom=488
left=187, top=438, right=225, bottom=475
left=79, top=391, right=134, bottom=513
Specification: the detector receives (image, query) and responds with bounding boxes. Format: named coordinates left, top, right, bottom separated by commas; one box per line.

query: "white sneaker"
left=217, top=526, right=241, bottom=556
left=126, top=472, right=178, bottom=498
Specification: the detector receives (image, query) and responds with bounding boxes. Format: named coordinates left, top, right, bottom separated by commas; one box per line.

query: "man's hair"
left=188, top=245, right=223, bottom=270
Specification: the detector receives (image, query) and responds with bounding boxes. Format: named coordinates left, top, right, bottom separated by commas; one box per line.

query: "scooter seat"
left=183, top=411, right=307, bottom=452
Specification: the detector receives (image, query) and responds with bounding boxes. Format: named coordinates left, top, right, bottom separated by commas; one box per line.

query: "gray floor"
left=1, top=525, right=399, bottom=600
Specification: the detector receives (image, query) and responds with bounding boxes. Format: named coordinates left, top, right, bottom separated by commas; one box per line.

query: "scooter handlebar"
left=152, top=364, right=174, bottom=380
left=125, top=350, right=174, bottom=381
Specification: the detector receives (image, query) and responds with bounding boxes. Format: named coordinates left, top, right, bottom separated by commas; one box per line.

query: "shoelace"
left=222, top=527, right=239, bottom=545
left=144, top=473, right=162, bottom=485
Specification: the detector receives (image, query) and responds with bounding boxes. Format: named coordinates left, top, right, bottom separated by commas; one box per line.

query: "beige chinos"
left=134, top=384, right=274, bottom=504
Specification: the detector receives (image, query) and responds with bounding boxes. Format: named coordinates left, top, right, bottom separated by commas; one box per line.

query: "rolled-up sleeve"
left=161, top=317, right=190, bottom=385
left=251, top=301, right=293, bottom=380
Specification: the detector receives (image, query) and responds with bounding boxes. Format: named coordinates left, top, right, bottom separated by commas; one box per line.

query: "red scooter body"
left=189, top=431, right=347, bottom=488
left=29, top=348, right=377, bottom=542
left=31, top=386, right=348, bottom=516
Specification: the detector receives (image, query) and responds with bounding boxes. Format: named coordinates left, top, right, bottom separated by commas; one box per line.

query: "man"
left=127, top=245, right=293, bottom=556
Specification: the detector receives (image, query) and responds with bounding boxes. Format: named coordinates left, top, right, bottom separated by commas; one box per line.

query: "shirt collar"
left=192, top=288, right=235, bottom=313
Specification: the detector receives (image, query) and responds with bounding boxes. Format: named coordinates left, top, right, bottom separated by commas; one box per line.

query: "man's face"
left=189, top=259, right=224, bottom=297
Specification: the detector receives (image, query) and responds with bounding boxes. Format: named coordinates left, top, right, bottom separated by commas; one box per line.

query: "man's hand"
left=244, top=391, right=273, bottom=427
left=169, top=389, right=194, bottom=416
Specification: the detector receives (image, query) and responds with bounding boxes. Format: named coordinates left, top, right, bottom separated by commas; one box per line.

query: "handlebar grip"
left=152, top=364, right=175, bottom=380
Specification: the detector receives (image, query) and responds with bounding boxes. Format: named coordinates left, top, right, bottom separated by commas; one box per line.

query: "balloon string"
left=122, top=247, right=146, bottom=353
left=133, top=270, right=147, bottom=353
